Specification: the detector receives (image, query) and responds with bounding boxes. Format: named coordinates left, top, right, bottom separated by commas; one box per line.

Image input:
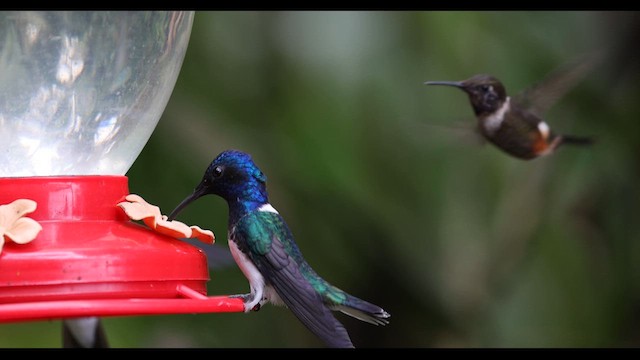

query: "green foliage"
left=1, top=11, right=638, bottom=348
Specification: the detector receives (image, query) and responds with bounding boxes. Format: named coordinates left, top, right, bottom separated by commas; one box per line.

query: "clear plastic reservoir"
left=0, top=11, right=194, bottom=176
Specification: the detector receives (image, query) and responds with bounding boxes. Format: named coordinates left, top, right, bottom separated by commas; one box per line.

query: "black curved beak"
left=167, top=183, right=209, bottom=221
left=424, top=80, right=465, bottom=88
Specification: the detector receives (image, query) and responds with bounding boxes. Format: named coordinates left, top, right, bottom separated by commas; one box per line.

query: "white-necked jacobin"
left=168, top=149, right=390, bottom=348
left=425, top=58, right=596, bottom=160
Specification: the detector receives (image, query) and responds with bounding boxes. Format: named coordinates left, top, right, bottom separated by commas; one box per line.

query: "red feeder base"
left=0, top=176, right=244, bottom=323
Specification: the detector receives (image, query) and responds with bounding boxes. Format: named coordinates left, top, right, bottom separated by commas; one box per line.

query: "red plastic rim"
left=0, top=285, right=244, bottom=323
left=0, top=176, right=244, bottom=322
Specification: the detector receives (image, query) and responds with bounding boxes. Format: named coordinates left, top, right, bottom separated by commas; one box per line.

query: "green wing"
left=234, top=210, right=354, bottom=348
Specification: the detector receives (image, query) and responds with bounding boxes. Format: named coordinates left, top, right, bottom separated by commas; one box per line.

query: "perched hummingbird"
left=168, top=149, right=390, bottom=348
left=425, top=59, right=596, bottom=160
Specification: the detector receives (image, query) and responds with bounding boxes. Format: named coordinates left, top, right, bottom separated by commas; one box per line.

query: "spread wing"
left=235, top=211, right=354, bottom=348
left=514, top=53, right=601, bottom=116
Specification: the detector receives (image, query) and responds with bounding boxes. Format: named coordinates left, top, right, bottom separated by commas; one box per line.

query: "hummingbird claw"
left=229, top=293, right=263, bottom=312
left=228, top=293, right=250, bottom=300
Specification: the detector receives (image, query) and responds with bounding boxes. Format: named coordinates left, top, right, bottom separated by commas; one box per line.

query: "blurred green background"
left=1, top=11, right=639, bottom=348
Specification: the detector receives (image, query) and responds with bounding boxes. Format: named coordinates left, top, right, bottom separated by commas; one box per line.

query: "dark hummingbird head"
left=168, top=149, right=268, bottom=221
left=425, top=74, right=507, bottom=116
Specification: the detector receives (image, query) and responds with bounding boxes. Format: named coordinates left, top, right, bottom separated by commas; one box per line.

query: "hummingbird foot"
left=229, top=293, right=264, bottom=312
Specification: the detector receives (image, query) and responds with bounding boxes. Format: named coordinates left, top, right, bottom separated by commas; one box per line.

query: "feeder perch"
left=0, top=11, right=243, bottom=330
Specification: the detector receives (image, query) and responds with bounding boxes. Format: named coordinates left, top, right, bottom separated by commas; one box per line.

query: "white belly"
left=483, top=96, right=511, bottom=136
left=228, top=230, right=283, bottom=308
left=228, top=235, right=265, bottom=294
left=227, top=203, right=286, bottom=309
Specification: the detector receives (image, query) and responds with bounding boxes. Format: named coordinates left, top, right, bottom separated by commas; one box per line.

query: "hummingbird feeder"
left=0, top=11, right=243, bottom=326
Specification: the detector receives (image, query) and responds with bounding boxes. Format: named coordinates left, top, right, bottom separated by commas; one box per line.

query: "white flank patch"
left=538, top=121, right=550, bottom=140
left=258, top=203, right=279, bottom=214
left=229, top=237, right=265, bottom=312
left=484, top=96, right=511, bottom=135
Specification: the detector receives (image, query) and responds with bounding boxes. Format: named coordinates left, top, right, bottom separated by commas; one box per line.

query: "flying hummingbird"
left=168, top=149, right=390, bottom=348
left=424, top=58, right=597, bottom=160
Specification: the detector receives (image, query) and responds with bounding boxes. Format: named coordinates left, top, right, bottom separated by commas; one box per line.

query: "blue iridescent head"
left=168, top=150, right=269, bottom=221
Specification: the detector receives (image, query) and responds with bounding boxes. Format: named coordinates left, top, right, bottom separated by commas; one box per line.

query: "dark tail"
left=335, top=294, right=391, bottom=326
left=560, top=134, right=594, bottom=146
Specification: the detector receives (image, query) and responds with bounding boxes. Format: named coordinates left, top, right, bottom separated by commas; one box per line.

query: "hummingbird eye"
left=212, top=166, right=224, bottom=178
left=479, top=84, right=492, bottom=92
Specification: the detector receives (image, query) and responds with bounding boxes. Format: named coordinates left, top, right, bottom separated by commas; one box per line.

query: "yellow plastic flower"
left=117, top=194, right=215, bottom=244
left=0, top=199, right=42, bottom=254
